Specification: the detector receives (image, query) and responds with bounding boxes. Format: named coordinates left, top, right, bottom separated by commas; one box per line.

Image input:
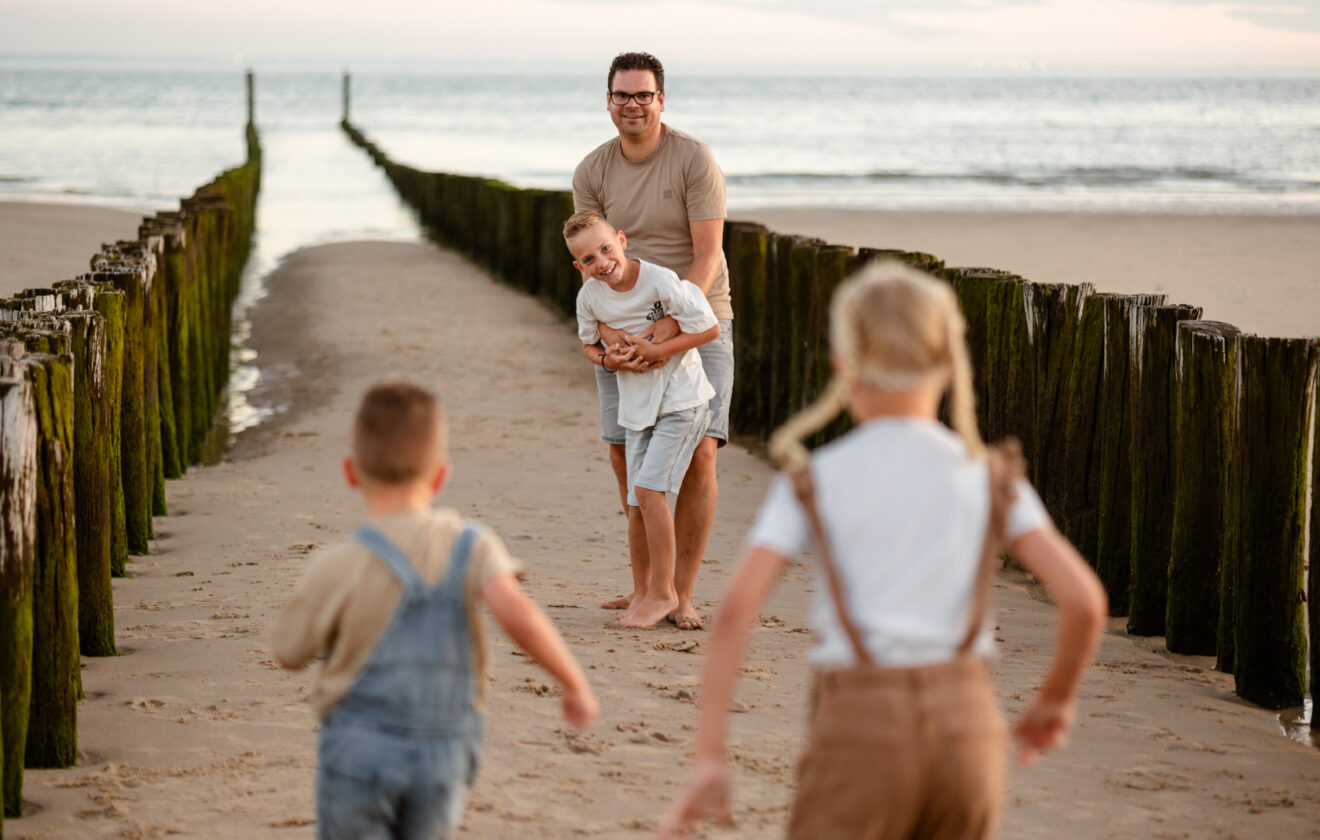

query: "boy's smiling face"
left=569, top=220, right=631, bottom=288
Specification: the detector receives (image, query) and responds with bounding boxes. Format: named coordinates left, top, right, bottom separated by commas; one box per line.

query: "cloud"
left=1146, top=1, right=1320, bottom=32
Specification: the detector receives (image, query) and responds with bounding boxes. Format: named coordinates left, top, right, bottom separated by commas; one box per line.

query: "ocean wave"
left=724, top=167, right=1319, bottom=193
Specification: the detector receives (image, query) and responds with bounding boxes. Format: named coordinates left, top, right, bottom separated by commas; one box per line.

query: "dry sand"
left=5, top=204, right=1320, bottom=838
left=0, top=201, right=147, bottom=298
left=740, top=208, right=1320, bottom=339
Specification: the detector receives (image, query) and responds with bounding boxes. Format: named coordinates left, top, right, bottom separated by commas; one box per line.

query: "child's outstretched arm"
left=655, top=545, right=788, bottom=839
left=482, top=572, right=599, bottom=730
left=1009, top=526, right=1107, bottom=765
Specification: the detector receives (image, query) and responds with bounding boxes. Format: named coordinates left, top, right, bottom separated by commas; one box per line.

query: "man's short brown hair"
left=353, top=382, right=447, bottom=484
left=562, top=209, right=612, bottom=244
left=608, top=52, right=664, bottom=93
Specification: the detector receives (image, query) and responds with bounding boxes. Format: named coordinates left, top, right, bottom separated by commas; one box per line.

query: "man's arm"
left=629, top=323, right=719, bottom=365
left=686, top=218, right=725, bottom=297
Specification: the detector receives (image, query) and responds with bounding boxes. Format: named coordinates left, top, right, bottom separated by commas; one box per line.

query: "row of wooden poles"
left=341, top=118, right=1319, bottom=718
left=0, top=117, right=261, bottom=826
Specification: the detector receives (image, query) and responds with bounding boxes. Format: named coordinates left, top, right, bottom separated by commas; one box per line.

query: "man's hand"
left=636, top=315, right=680, bottom=345
left=623, top=333, right=670, bottom=367
left=599, top=323, right=628, bottom=347
left=604, top=342, right=649, bottom=372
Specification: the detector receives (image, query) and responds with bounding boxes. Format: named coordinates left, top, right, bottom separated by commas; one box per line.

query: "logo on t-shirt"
left=646, top=301, right=666, bottom=322
left=663, top=189, right=674, bottom=199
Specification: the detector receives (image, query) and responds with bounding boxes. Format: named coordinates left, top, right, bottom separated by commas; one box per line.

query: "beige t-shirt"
left=271, top=507, right=520, bottom=721
left=572, top=125, right=733, bottom=320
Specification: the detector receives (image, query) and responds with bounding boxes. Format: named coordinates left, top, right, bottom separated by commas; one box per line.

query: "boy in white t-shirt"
left=564, top=210, right=720, bottom=629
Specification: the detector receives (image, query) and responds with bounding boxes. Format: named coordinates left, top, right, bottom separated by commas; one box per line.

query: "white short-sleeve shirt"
left=577, top=259, right=717, bottom=431
left=748, top=417, right=1052, bottom=669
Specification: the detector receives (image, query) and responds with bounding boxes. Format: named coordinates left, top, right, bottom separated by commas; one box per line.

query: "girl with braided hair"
left=656, top=261, right=1106, bottom=840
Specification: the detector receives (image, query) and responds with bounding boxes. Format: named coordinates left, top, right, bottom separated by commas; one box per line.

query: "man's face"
left=608, top=69, right=664, bottom=139
left=569, top=221, right=628, bottom=286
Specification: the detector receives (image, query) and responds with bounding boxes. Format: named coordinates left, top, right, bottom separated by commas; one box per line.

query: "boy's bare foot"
left=667, top=603, right=704, bottom=631
left=618, top=594, right=680, bottom=629
left=601, top=594, right=635, bottom=610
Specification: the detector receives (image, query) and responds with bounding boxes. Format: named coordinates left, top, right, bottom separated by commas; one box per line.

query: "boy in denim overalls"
left=274, top=382, right=598, bottom=839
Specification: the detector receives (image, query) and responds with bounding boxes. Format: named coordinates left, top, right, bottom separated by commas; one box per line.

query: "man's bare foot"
left=667, top=603, right=704, bottom=631
left=618, top=594, right=680, bottom=629
left=601, top=594, right=636, bottom=610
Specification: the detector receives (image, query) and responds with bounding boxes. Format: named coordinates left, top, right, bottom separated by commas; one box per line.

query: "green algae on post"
left=1231, top=336, right=1316, bottom=710
left=93, top=288, right=128, bottom=577
left=20, top=352, right=79, bottom=768
left=0, top=357, right=36, bottom=818
left=1166, top=321, right=1241, bottom=656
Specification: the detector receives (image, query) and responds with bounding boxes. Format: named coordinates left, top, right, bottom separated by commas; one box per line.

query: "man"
left=573, top=51, right=733, bottom=631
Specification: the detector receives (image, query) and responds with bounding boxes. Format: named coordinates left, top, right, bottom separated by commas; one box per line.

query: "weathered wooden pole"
left=811, top=245, right=855, bottom=446
left=1311, top=368, right=1320, bottom=728
left=763, top=234, right=798, bottom=434
left=784, top=238, right=821, bottom=424
left=97, top=261, right=152, bottom=555
left=1056, top=293, right=1115, bottom=564
left=93, top=288, right=129, bottom=576
left=1093, top=293, right=1166, bottom=615
left=984, top=277, right=1034, bottom=449
left=1231, top=336, right=1316, bottom=709
left=20, top=351, right=79, bottom=768
left=64, top=309, right=117, bottom=657
left=1126, top=302, right=1202, bottom=636
left=725, top=222, right=771, bottom=436
left=1028, top=282, right=1094, bottom=517
left=1165, top=321, right=1240, bottom=655
left=246, top=68, right=255, bottom=126
left=0, top=348, right=36, bottom=818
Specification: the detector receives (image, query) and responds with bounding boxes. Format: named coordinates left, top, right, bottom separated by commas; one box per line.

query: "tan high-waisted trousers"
left=786, top=656, right=1008, bottom=840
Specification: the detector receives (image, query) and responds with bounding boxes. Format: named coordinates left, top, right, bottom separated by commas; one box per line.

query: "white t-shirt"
left=747, top=417, right=1052, bottom=669
left=577, top=259, right=717, bottom=431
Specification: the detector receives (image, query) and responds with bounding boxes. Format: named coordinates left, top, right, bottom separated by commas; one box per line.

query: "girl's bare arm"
left=1008, top=526, right=1108, bottom=764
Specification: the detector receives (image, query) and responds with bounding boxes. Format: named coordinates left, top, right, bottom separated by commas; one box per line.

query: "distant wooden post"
left=246, top=69, right=255, bottom=125
left=342, top=71, right=351, bottom=123
left=1166, top=321, right=1240, bottom=655
left=1126, top=302, right=1201, bottom=637
left=1231, top=336, right=1316, bottom=709
left=0, top=348, right=36, bottom=818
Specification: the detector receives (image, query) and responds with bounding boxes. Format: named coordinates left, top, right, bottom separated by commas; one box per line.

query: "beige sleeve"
left=465, top=527, right=523, bottom=601
left=572, top=158, right=603, bottom=214
left=271, top=550, right=349, bottom=668
left=684, top=143, right=726, bottom=222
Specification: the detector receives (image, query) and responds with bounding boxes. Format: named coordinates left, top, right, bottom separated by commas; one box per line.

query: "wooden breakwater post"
left=0, top=345, right=36, bottom=820
left=1126, top=302, right=1202, bottom=636
left=1165, top=321, right=1241, bottom=655
left=725, top=222, right=771, bottom=437
left=1093, top=293, right=1166, bottom=614
left=342, top=70, right=351, bottom=123
left=1229, top=336, right=1316, bottom=709
left=1312, top=371, right=1320, bottom=729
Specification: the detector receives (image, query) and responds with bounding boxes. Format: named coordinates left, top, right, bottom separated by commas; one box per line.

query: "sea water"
left=3, top=58, right=1319, bottom=221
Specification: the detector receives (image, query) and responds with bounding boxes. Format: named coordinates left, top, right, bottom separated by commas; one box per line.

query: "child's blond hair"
left=353, top=381, right=448, bottom=484
left=563, top=209, right=612, bottom=244
left=769, top=260, right=984, bottom=471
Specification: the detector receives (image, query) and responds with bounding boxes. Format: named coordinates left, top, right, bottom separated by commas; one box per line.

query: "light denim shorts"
left=624, top=405, right=711, bottom=506
left=316, top=722, right=480, bottom=840
left=595, top=318, right=734, bottom=447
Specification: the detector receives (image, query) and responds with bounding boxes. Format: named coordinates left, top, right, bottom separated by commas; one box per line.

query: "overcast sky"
left=3, top=0, right=1319, bottom=71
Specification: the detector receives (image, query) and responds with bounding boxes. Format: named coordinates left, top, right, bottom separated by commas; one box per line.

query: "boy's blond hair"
left=770, top=260, right=984, bottom=471
left=353, top=382, right=448, bottom=484
left=563, top=209, right=612, bottom=244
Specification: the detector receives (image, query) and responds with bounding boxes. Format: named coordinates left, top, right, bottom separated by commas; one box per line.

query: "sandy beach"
left=740, top=208, right=1320, bottom=339
left=0, top=201, right=147, bottom=298
left=4, top=201, right=1320, bottom=838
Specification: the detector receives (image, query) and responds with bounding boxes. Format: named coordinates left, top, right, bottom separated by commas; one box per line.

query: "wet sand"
left=5, top=203, right=1320, bottom=837
left=0, top=201, right=147, bottom=298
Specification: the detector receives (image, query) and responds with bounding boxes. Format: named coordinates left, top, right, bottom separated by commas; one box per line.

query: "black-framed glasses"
left=609, top=90, right=660, bottom=106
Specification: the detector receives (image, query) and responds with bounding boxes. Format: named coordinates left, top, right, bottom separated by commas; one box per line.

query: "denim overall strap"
left=441, top=522, right=482, bottom=595
left=353, top=524, right=424, bottom=593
